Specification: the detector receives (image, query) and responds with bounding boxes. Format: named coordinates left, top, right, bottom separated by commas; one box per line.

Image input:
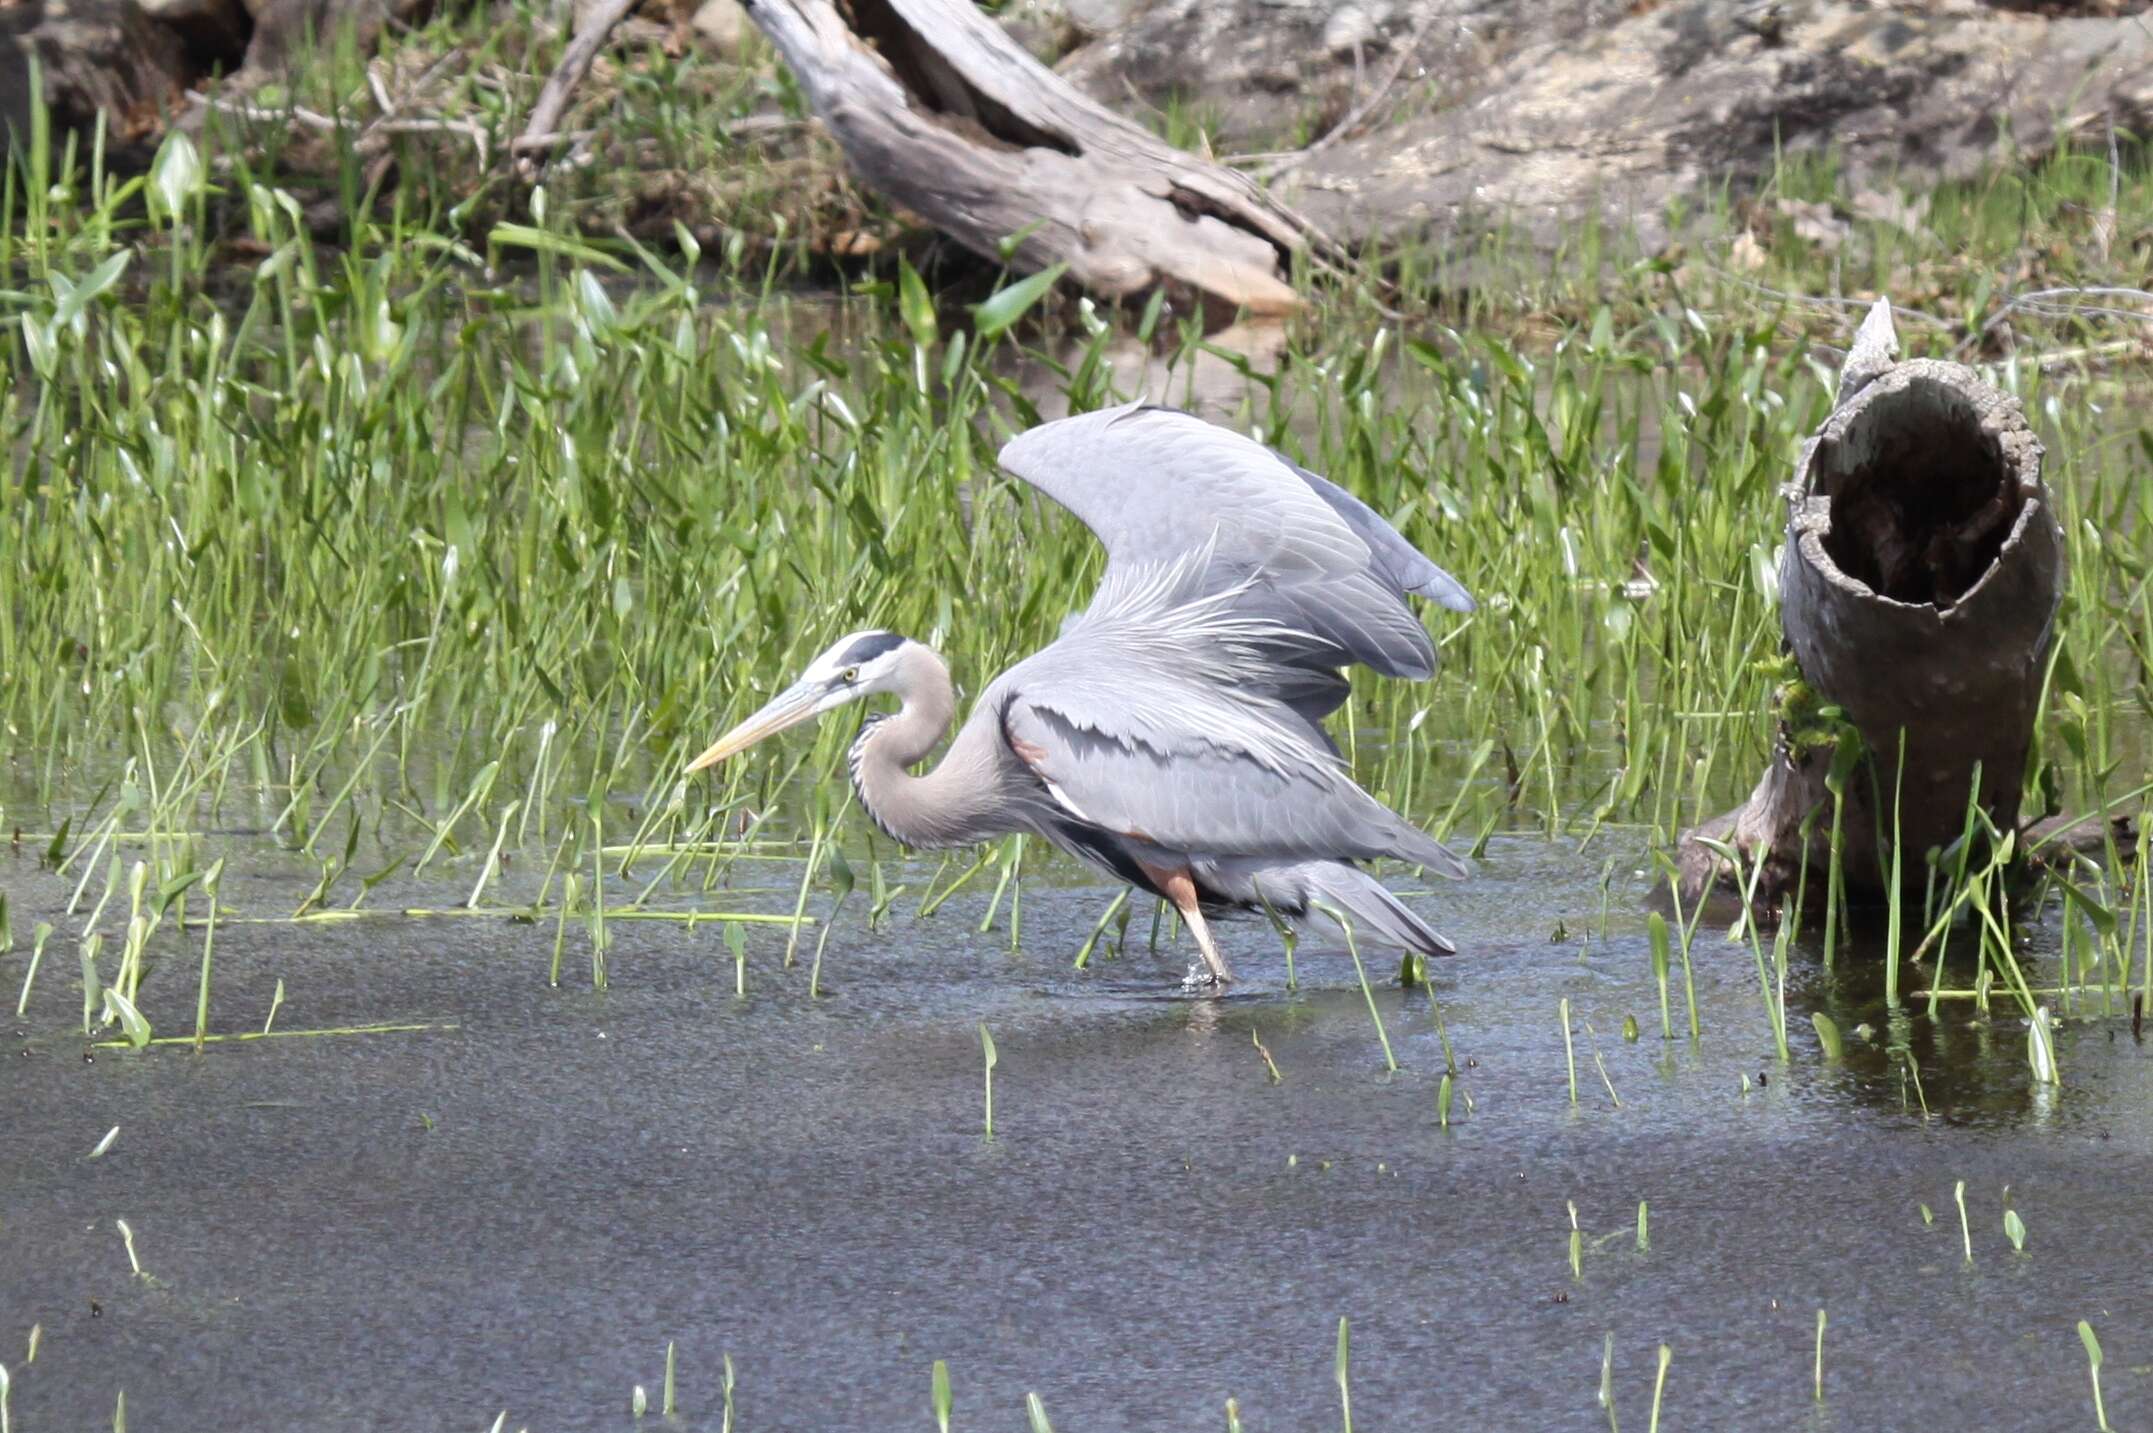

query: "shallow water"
left=6, top=829, right=2150, bottom=1431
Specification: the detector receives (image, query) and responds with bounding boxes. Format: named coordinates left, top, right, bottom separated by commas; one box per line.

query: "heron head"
left=686, top=629, right=911, bottom=772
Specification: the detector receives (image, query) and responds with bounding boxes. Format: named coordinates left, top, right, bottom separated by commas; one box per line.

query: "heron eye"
left=842, top=667, right=860, bottom=684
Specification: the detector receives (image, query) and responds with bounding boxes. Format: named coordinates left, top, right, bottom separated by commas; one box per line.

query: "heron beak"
left=685, top=682, right=824, bottom=773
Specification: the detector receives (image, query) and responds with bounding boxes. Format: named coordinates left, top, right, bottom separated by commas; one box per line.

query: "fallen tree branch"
left=515, top=0, right=638, bottom=181
left=740, top=0, right=1348, bottom=313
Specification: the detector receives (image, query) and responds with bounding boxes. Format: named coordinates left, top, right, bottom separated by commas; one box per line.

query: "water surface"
left=6, top=830, right=2148, bottom=1430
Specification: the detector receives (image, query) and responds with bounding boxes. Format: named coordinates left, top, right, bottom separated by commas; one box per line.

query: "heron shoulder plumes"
left=689, top=401, right=1475, bottom=989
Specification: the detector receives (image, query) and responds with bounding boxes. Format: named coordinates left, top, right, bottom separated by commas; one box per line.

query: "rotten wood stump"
left=740, top=0, right=1344, bottom=314
left=1678, top=299, right=2066, bottom=908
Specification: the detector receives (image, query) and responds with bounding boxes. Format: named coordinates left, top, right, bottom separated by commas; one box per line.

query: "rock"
left=1063, top=0, right=1138, bottom=34
left=1053, top=0, right=1378, bottom=144
left=1061, top=0, right=2153, bottom=251
left=1320, top=0, right=1387, bottom=58
left=690, top=0, right=743, bottom=54
left=1295, top=0, right=2153, bottom=250
left=1059, top=1, right=1593, bottom=149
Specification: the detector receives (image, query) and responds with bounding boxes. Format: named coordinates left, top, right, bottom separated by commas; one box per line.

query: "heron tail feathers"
left=1387, top=822, right=1470, bottom=882
left=1299, top=863, right=1457, bottom=959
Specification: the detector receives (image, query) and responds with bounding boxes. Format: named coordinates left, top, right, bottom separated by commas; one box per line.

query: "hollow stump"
left=1677, top=299, right=2065, bottom=908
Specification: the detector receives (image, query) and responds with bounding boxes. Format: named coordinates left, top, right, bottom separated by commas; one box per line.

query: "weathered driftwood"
left=1678, top=299, right=2066, bottom=907
left=512, top=0, right=638, bottom=180
left=740, top=0, right=1342, bottom=314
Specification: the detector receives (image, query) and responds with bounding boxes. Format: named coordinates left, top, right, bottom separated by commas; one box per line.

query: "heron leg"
left=1145, top=864, right=1234, bottom=988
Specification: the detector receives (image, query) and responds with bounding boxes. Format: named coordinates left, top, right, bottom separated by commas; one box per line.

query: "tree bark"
left=1678, top=299, right=2067, bottom=907
left=739, top=0, right=1342, bottom=314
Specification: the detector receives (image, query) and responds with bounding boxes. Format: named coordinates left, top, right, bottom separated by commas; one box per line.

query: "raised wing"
left=996, top=403, right=1473, bottom=690
left=989, top=555, right=1468, bottom=877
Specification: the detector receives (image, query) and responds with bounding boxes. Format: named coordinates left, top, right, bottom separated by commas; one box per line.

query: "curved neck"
left=849, top=645, right=1002, bottom=849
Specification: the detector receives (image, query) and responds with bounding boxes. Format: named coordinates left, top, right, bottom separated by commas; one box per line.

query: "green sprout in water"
left=1598, top=1331, right=1618, bottom=1432
left=1558, top=997, right=1579, bottom=1105
left=1335, top=1316, right=1353, bottom=1433
left=2080, top=1321, right=2111, bottom=1432
left=931, top=1360, right=952, bottom=1433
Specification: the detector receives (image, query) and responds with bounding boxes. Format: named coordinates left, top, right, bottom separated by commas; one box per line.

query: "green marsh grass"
left=5, top=94, right=2152, bottom=1068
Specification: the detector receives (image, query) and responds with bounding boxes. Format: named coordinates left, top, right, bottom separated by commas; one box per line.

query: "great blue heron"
left=688, top=402, right=1474, bottom=987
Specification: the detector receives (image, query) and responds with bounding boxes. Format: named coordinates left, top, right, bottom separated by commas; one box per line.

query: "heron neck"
left=849, top=645, right=1000, bottom=849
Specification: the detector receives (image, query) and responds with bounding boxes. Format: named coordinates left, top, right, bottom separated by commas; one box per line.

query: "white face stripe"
left=803, top=631, right=908, bottom=689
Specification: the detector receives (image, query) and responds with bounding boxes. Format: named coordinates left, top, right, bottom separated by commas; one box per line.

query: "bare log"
left=1678, top=299, right=2066, bottom=907
left=513, top=0, right=638, bottom=181
left=740, top=0, right=1343, bottom=314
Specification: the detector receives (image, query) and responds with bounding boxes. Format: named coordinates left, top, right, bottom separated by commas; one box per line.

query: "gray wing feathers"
left=1289, top=462, right=1476, bottom=614
left=993, top=403, right=1471, bottom=882
left=997, top=609, right=1467, bottom=877
left=997, top=403, right=1470, bottom=681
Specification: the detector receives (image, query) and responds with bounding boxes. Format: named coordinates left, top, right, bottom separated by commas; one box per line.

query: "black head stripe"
left=836, top=631, right=905, bottom=668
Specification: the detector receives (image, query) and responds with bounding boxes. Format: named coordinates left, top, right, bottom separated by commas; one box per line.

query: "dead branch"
left=740, top=0, right=1348, bottom=313
left=515, top=0, right=638, bottom=182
